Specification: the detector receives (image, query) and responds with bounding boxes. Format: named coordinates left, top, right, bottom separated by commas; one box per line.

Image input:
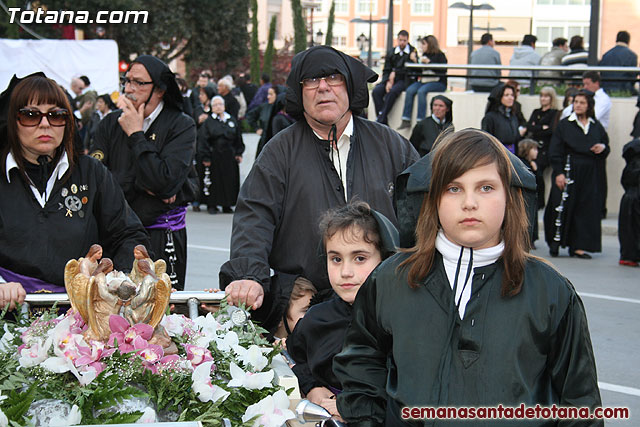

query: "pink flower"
left=107, top=315, right=153, bottom=353
left=76, top=341, right=115, bottom=367
left=137, top=344, right=165, bottom=373
left=68, top=310, right=87, bottom=334
left=184, top=344, right=214, bottom=367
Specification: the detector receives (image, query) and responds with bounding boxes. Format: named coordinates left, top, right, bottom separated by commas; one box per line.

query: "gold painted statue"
left=64, top=245, right=175, bottom=353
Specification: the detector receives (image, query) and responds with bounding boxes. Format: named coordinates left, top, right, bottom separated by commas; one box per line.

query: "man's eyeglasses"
left=121, top=76, right=154, bottom=90
left=17, top=108, right=69, bottom=127
left=300, top=74, right=345, bottom=89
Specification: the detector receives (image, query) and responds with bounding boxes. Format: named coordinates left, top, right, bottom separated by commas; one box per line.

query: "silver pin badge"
left=64, top=195, right=82, bottom=212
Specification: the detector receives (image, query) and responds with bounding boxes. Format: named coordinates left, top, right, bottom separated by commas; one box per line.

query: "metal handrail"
left=405, top=63, right=640, bottom=73
left=404, top=63, right=640, bottom=91
left=22, top=291, right=226, bottom=320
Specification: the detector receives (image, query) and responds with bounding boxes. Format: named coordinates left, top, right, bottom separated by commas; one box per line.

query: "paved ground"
left=184, top=133, right=638, bottom=424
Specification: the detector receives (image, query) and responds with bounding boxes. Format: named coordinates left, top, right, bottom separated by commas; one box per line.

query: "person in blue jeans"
left=398, top=35, right=448, bottom=130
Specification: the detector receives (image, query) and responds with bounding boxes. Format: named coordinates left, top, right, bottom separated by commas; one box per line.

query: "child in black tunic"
left=286, top=201, right=398, bottom=417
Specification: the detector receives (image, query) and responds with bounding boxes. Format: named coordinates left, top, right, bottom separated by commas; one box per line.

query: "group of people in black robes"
left=480, top=80, right=612, bottom=260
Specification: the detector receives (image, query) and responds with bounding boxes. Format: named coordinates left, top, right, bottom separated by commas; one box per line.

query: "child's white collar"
left=435, top=230, right=504, bottom=319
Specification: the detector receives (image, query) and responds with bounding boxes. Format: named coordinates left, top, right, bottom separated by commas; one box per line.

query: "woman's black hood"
left=131, top=55, right=184, bottom=111
left=285, top=46, right=378, bottom=121
left=430, top=94, right=453, bottom=124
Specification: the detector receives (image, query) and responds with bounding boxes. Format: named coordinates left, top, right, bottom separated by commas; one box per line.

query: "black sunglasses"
left=17, top=108, right=69, bottom=127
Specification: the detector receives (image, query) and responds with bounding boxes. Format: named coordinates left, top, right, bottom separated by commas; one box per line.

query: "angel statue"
left=64, top=245, right=174, bottom=353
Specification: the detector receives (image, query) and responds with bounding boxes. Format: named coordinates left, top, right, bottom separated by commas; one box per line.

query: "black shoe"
left=549, top=250, right=558, bottom=258
left=397, top=120, right=411, bottom=130
left=222, top=207, right=234, bottom=213
left=192, top=205, right=201, bottom=212
left=207, top=208, right=218, bottom=215
left=570, top=251, right=592, bottom=259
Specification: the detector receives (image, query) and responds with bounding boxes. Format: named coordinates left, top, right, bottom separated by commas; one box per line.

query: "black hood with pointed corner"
left=315, top=208, right=399, bottom=262
left=285, top=46, right=378, bottom=121
left=0, top=72, right=48, bottom=151
left=132, top=55, right=183, bottom=111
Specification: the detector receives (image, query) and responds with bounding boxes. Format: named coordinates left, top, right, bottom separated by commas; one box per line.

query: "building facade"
left=256, top=0, right=639, bottom=80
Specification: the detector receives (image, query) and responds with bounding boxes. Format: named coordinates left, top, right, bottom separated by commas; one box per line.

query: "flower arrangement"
left=0, top=304, right=295, bottom=426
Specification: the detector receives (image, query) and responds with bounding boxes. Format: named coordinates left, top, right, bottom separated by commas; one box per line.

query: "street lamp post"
left=449, top=1, right=495, bottom=64
left=450, top=1, right=495, bottom=89
left=350, top=15, right=388, bottom=68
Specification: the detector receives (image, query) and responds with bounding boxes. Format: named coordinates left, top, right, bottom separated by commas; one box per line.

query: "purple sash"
left=146, top=207, right=187, bottom=232
left=0, top=266, right=66, bottom=294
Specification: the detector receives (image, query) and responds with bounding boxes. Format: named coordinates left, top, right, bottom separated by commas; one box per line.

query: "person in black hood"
left=91, top=54, right=198, bottom=290
left=481, top=83, right=525, bottom=154
left=219, top=45, right=418, bottom=331
left=409, top=94, right=453, bottom=156
left=286, top=201, right=399, bottom=415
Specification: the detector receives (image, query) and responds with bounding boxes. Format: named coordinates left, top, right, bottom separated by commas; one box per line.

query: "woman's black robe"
left=544, top=117, right=609, bottom=253
left=197, top=114, right=245, bottom=208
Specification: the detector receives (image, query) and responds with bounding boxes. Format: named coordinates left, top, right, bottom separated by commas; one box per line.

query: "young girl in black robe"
left=334, top=129, right=601, bottom=426
left=286, top=201, right=398, bottom=417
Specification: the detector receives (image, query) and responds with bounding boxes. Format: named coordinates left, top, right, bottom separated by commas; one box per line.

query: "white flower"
left=0, top=324, right=15, bottom=353
left=18, top=337, right=51, bottom=368
left=49, top=404, right=81, bottom=426
left=0, top=392, right=6, bottom=427
left=191, top=361, right=230, bottom=403
left=235, top=345, right=268, bottom=371
left=241, top=390, right=295, bottom=427
left=228, top=363, right=274, bottom=390
left=160, top=314, right=187, bottom=337
left=194, top=313, right=226, bottom=337
left=136, top=407, right=157, bottom=423
left=213, top=330, right=239, bottom=352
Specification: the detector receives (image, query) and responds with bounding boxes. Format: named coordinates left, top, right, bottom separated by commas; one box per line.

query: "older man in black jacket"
left=92, top=55, right=197, bottom=291
left=220, top=46, right=418, bottom=332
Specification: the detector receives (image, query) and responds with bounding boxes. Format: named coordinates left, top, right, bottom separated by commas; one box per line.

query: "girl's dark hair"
left=400, top=129, right=530, bottom=297
left=319, top=201, right=382, bottom=255
left=424, top=35, right=442, bottom=55
left=573, top=90, right=596, bottom=119
left=563, top=87, right=579, bottom=108
left=3, top=75, right=76, bottom=182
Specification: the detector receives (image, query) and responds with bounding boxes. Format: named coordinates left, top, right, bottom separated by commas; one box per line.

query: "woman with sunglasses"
left=0, top=74, right=149, bottom=311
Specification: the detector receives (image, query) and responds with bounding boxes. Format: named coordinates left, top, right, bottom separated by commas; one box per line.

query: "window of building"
left=357, top=0, right=377, bottom=15
left=534, top=24, right=589, bottom=54
left=411, top=0, right=433, bottom=15
left=334, top=0, right=348, bottom=14
left=330, top=22, right=347, bottom=47
left=410, top=22, right=434, bottom=46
